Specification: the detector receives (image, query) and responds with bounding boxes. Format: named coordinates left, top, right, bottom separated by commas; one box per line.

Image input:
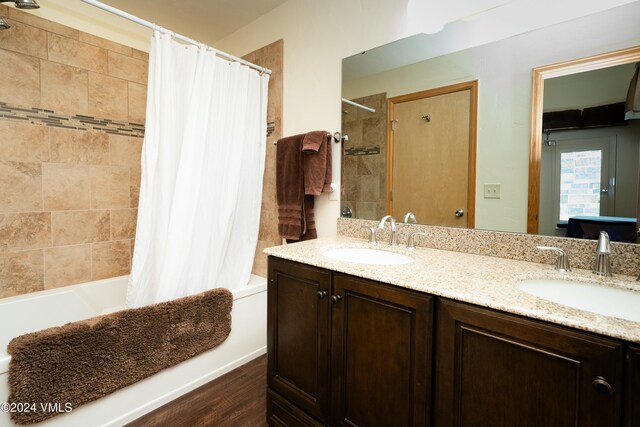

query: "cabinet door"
left=626, top=345, right=640, bottom=427
left=435, top=299, right=623, bottom=427
left=267, top=257, right=331, bottom=422
left=330, top=273, right=434, bottom=427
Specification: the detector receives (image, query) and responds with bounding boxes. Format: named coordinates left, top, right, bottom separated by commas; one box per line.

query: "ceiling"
left=101, top=0, right=287, bottom=44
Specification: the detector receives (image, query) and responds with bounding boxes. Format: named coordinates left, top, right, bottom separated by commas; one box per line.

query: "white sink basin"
left=517, top=279, right=640, bottom=322
left=321, top=247, right=414, bottom=265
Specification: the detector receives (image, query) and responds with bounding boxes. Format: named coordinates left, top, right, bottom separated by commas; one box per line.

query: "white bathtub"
left=0, top=274, right=267, bottom=427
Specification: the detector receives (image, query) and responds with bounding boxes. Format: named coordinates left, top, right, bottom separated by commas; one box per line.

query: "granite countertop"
left=264, top=236, right=640, bottom=344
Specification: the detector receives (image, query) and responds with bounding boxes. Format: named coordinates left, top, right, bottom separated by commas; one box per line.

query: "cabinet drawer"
left=267, top=389, right=324, bottom=427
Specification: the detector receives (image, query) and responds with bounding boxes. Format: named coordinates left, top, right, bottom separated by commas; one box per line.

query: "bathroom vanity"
left=264, top=237, right=640, bottom=427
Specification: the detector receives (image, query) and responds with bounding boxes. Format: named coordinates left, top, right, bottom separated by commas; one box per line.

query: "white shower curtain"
left=127, top=32, right=269, bottom=307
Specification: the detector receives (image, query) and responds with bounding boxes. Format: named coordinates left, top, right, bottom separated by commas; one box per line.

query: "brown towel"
left=298, top=195, right=317, bottom=241
left=303, top=131, right=332, bottom=195
left=277, top=134, right=306, bottom=241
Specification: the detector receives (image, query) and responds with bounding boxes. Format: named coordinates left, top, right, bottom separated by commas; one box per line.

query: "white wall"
left=543, top=63, right=636, bottom=111
left=216, top=0, right=640, bottom=236
left=19, top=0, right=151, bottom=50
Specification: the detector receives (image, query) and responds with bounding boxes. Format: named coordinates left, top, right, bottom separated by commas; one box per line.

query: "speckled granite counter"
left=264, top=236, right=640, bottom=344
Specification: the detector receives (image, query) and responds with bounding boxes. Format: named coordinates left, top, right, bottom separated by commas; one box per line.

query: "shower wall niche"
left=0, top=4, right=148, bottom=298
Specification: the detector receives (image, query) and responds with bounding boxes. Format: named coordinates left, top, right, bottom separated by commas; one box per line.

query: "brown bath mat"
left=7, top=288, right=233, bottom=425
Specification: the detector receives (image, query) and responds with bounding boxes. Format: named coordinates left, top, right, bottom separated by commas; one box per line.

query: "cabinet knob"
left=592, top=376, right=613, bottom=395
left=317, top=291, right=327, bottom=299
left=331, top=295, right=341, bottom=304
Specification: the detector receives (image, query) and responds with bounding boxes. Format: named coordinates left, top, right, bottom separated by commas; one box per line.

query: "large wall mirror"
left=341, top=1, right=640, bottom=241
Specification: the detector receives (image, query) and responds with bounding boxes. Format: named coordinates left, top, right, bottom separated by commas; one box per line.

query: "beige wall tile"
left=131, top=48, right=149, bottom=61
left=0, top=49, right=40, bottom=108
left=130, top=166, right=140, bottom=208
left=0, top=121, right=49, bottom=162
left=50, top=127, right=109, bottom=164
left=79, top=31, right=132, bottom=56
left=44, top=244, right=91, bottom=289
left=0, top=249, right=44, bottom=298
left=52, top=210, right=110, bottom=246
left=7, top=7, right=78, bottom=39
left=0, top=212, right=51, bottom=252
left=128, top=82, right=147, bottom=124
left=0, top=161, right=42, bottom=212
left=88, top=72, right=128, bottom=122
left=92, top=240, right=130, bottom=280
left=108, top=51, right=148, bottom=84
left=40, top=60, right=89, bottom=115
left=90, top=165, right=130, bottom=209
left=48, top=33, right=108, bottom=74
left=111, top=208, right=137, bottom=240
left=252, top=240, right=270, bottom=277
left=42, top=163, right=90, bottom=210
left=0, top=19, right=47, bottom=58
left=109, top=134, right=142, bottom=168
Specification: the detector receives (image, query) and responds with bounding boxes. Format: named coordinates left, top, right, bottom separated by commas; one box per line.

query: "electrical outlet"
left=484, top=183, right=501, bottom=199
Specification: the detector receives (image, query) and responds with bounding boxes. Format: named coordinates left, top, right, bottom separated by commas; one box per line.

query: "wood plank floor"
left=127, top=355, right=267, bottom=427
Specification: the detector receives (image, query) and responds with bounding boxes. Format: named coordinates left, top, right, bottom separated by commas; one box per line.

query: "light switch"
left=484, top=183, right=501, bottom=199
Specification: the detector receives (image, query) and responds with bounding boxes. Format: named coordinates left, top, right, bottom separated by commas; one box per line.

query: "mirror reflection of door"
left=527, top=47, right=640, bottom=237
left=539, top=135, right=619, bottom=236
left=388, top=81, right=477, bottom=227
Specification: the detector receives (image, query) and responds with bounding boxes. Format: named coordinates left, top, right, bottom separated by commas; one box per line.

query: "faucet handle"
left=537, top=246, right=571, bottom=272
left=407, top=232, right=429, bottom=250
left=361, top=226, right=377, bottom=245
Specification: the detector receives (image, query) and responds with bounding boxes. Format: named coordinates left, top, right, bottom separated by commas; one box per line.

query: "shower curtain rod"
left=79, top=0, right=272, bottom=75
left=342, top=98, right=376, bottom=113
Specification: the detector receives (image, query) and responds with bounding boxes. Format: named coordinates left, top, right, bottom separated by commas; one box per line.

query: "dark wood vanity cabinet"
left=330, top=273, right=433, bottom=427
left=267, top=257, right=331, bottom=423
left=267, top=256, right=634, bottom=427
left=434, top=299, right=624, bottom=427
left=267, top=257, right=434, bottom=427
left=626, top=345, right=640, bottom=427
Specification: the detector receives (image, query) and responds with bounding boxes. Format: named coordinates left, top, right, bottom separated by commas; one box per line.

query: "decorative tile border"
left=0, top=102, right=145, bottom=138
left=337, top=217, right=640, bottom=277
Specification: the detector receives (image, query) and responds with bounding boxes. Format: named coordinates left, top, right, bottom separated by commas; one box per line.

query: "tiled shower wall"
left=341, top=93, right=388, bottom=220
left=0, top=5, right=147, bottom=298
left=243, top=40, right=283, bottom=277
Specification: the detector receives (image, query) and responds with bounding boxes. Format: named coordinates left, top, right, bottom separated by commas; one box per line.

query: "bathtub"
left=0, top=274, right=267, bottom=427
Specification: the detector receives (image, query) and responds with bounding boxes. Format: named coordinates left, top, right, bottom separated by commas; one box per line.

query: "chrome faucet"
left=406, top=232, right=429, bottom=250
left=593, top=231, right=612, bottom=277
left=378, top=215, right=398, bottom=246
left=361, top=225, right=377, bottom=245
left=537, top=246, right=571, bottom=272
left=402, top=212, right=417, bottom=224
